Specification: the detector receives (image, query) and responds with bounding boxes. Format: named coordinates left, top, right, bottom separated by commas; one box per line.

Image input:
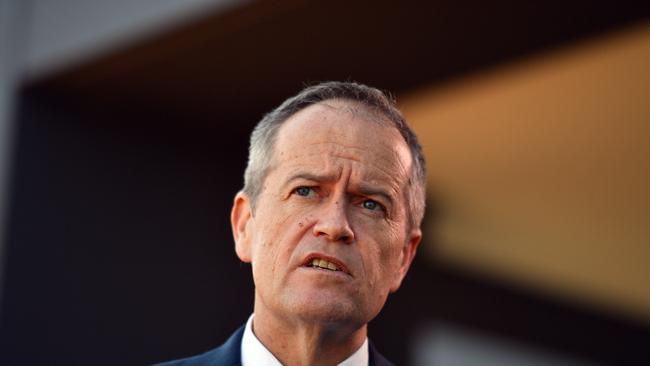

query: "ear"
left=389, top=228, right=421, bottom=293
left=231, top=191, right=254, bottom=263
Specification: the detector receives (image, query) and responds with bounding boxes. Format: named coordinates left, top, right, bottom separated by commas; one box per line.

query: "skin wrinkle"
left=323, top=145, right=407, bottom=190
left=296, top=139, right=404, bottom=168
left=281, top=149, right=405, bottom=203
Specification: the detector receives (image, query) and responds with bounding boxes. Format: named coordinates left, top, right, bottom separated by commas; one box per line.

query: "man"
left=158, top=81, right=426, bottom=365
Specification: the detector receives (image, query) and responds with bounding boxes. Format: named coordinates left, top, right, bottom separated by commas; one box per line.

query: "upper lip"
left=302, top=253, right=352, bottom=276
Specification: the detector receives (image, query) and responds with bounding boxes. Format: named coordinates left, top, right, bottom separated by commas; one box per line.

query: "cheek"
left=250, top=210, right=308, bottom=275
left=367, top=228, right=405, bottom=283
left=357, top=219, right=403, bottom=256
left=361, top=244, right=398, bottom=316
left=250, top=239, right=282, bottom=294
left=355, top=217, right=394, bottom=247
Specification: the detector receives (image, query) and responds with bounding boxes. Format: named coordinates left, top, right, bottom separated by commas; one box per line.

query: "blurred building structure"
left=0, top=1, right=648, bottom=365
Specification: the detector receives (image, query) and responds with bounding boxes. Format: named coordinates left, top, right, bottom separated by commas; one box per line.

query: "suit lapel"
left=208, top=325, right=245, bottom=366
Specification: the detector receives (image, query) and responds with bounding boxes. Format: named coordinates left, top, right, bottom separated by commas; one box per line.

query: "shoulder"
left=153, top=326, right=245, bottom=366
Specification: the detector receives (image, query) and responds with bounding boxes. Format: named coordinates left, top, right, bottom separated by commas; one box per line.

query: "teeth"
left=318, top=259, right=328, bottom=268
left=309, top=258, right=339, bottom=271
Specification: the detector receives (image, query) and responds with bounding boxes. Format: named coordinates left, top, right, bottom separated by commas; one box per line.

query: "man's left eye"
left=294, top=186, right=313, bottom=197
left=362, top=199, right=382, bottom=211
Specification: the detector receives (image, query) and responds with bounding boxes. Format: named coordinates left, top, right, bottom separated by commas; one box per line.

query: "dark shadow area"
left=0, top=90, right=255, bottom=365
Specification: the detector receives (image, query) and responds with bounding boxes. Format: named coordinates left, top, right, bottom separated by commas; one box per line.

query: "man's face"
left=232, top=101, right=421, bottom=329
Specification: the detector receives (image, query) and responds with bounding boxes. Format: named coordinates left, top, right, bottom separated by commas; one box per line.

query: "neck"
left=252, top=301, right=367, bottom=366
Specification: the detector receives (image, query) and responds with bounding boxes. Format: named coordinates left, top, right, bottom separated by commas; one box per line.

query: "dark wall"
left=0, top=91, right=255, bottom=365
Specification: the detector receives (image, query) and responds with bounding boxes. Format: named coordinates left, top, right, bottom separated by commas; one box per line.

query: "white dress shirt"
left=241, top=314, right=369, bottom=366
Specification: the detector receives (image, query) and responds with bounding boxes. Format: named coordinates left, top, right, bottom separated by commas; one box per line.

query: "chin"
left=286, top=293, right=365, bottom=327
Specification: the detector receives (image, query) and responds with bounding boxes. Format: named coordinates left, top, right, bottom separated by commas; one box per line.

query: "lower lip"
left=299, top=266, right=352, bottom=279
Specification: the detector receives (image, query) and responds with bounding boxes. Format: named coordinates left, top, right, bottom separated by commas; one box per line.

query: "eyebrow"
left=284, top=172, right=338, bottom=186
left=285, top=172, right=395, bottom=205
left=356, top=184, right=394, bottom=206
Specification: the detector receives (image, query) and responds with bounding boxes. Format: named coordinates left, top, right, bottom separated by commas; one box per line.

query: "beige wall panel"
left=401, top=23, right=650, bottom=320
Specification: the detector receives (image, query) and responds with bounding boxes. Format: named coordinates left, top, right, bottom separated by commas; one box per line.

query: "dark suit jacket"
left=155, top=325, right=394, bottom=366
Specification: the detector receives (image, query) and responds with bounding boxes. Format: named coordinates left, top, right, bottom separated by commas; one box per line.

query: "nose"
left=313, top=199, right=354, bottom=244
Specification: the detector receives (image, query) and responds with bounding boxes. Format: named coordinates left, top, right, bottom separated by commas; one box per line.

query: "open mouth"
left=308, top=258, right=341, bottom=272
left=303, top=255, right=351, bottom=275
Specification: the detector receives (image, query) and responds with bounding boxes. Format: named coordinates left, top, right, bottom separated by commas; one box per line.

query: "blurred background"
left=0, top=0, right=649, bottom=365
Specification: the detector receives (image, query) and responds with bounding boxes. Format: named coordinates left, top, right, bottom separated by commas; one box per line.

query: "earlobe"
left=231, top=191, right=253, bottom=263
left=389, top=229, right=421, bottom=293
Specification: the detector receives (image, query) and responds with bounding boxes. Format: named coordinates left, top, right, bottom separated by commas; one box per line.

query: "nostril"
left=339, top=234, right=353, bottom=244
left=314, top=229, right=352, bottom=242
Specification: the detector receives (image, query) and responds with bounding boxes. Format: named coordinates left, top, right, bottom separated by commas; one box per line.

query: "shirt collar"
left=241, top=314, right=369, bottom=366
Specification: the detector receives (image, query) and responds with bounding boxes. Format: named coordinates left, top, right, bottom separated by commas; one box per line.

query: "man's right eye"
left=294, top=186, right=313, bottom=197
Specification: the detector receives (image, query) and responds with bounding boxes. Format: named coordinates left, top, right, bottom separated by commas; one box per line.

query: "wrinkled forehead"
left=271, top=100, right=413, bottom=180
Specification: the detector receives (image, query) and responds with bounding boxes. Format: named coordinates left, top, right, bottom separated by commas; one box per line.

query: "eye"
left=362, top=199, right=382, bottom=211
left=294, top=186, right=313, bottom=197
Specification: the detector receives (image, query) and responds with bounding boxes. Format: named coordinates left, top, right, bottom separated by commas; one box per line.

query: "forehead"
left=271, top=100, right=412, bottom=184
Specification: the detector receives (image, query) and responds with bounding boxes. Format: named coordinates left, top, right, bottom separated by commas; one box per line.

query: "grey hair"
left=242, top=81, right=427, bottom=229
